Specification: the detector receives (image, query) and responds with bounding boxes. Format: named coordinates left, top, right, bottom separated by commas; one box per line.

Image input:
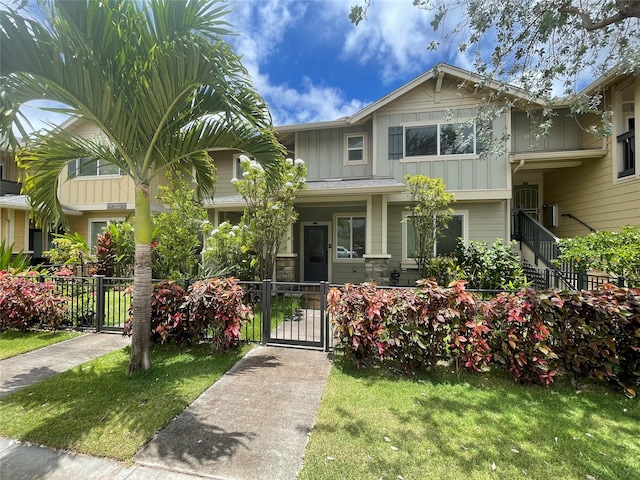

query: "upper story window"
left=344, top=133, right=367, bottom=165
left=389, top=122, right=484, bottom=159
left=617, top=111, right=635, bottom=179
left=68, top=157, right=121, bottom=178
left=232, top=153, right=254, bottom=181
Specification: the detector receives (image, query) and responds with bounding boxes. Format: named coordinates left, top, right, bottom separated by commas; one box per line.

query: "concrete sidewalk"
left=0, top=342, right=332, bottom=479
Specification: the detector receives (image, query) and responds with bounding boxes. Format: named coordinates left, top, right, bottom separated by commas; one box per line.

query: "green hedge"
left=329, top=281, right=640, bottom=395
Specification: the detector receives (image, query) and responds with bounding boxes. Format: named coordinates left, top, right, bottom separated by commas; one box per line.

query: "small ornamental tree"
left=404, top=175, right=455, bottom=279
left=153, top=172, right=209, bottom=280
left=230, top=155, right=306, bottom=280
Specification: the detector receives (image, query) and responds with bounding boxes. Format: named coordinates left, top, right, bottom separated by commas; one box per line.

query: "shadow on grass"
left=0, top=343, right=249, bottom=462
left=319, top=358, right=639, bottom=480
left=0, top=365, right=59, bottom=398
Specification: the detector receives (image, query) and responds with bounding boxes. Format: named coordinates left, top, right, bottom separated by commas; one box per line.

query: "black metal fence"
left=35, top=275, right=133, bottom=331
left=27, top=273, right=630, bottom=349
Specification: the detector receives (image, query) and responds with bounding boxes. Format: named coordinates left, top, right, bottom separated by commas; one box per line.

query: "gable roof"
left=276, top=63, right=532, bottom=133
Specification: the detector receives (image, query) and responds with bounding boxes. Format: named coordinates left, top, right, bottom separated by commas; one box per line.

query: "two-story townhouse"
left=21, top=63, right=636, bottom=285
left=210, top=64, right=515, bottom=285
left=57, top=117, right=167, bottom=250
left=1, top=148, right=80, bottom=259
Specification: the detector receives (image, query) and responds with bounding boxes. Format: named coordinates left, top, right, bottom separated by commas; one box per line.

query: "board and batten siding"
left=373, top=77, right=508, bottom=191
left=209, top=151, right=238, bottom=200
left=511, top=109, right=598, bottom=152
left=12, top=210, right=27, bottom=251
left=294, top=125, right=373, bottom=181
left=544, top=150, right=640, bottom=238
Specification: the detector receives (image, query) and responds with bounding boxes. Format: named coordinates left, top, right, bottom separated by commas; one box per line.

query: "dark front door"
left=303, top=225, right=328, bottom=282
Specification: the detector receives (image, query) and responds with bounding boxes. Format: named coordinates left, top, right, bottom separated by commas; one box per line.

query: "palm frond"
left=17, top=130, right=127, bottom=228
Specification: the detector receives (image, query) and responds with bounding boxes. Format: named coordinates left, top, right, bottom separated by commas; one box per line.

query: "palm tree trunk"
left=127, top=184, right=153, bottom=374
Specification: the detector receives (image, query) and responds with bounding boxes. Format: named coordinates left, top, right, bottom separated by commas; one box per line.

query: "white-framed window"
left=344, top=133, right=367, bottom=165
left=389, top=121, right=486, bottom=159
left=88, top=218, right=125, bottom=249
left=617, top=107, right=635, bottom=179
left=403, top=211, right=467, bottom=261
left=89, top=220, right=108, bottom=248
left=335, top=215, right=366, bottom=260
left=68, top=157, right=121, bottom=178
left=232, top=153, right=255, bottom=181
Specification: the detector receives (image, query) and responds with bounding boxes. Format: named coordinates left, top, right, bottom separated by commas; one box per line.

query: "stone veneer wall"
left=364, top=256, right=390, bottom=285
left=276, top=255, right=296, bottom=282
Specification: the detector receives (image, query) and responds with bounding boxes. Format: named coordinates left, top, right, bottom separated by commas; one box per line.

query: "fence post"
left=94, top=275, right=105, bottom=332
left=261, top=279, right=272, bottom=345
left=320, top=281, right=329, bottom=352
left=578, top=272, right=587, bottom=291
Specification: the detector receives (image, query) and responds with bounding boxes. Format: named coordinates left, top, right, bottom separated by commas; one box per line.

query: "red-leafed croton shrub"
left=484, top=288, right=559, bottom=385
left=330, top=279, right=640, bottom=394
left=329, top=280, right=487, bottom=373
left=0, top=272, right=68, bottom=331
left=552, top=284, right=640, bottom=395
left=328, top=282, right=394, bottom=367
left=187, top=277, right=253, bottom=351
left=125, top=277, right=252, bottom=350
left=445, top=281, right=493, bottom=373
left=124, top=280, right=188, bottom=344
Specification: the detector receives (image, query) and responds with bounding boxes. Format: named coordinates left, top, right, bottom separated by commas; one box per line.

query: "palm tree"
left=0, top=0, right=283, bottom=373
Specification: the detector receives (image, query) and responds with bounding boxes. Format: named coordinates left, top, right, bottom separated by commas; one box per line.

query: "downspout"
left=512, top=159, right=525, bottom=175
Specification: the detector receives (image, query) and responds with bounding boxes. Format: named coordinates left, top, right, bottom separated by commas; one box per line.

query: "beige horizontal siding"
left=544, top=150, right=640, bottom=237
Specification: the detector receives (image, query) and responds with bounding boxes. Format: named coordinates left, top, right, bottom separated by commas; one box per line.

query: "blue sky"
left=225, top=0, right=466, bottom=126
left=17, top=0, right=468, bottom=132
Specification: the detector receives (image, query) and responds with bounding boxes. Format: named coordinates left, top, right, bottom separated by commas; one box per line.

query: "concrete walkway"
left=0, top=335, right=332, bottom=480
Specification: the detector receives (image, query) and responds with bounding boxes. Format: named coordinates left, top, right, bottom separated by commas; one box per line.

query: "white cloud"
left=341, top=0, right=443, bottom=84
left=258, top=76, right=367, bottom=125
left=227, top=0, right=368, bottom=125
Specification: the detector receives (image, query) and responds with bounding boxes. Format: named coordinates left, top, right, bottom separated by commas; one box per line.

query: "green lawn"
left=300, top=359, right=640, bottom=480
left=0, top=330, right=82, bottom=360
left=0, top=343, right=252, bottom=461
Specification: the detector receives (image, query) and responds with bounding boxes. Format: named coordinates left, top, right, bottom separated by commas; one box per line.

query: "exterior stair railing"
left=512, top=209, right=577, bottom=290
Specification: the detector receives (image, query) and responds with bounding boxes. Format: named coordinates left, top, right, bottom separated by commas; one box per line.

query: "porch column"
left=276, top=224, right=297, bottom=281
left=363, top=194, right=391, bottom=285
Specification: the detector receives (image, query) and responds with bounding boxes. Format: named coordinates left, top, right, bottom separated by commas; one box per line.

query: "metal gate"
left=261, top=281, right=331, bottom=350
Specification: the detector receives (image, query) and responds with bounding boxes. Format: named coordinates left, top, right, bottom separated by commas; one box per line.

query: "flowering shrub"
left=226, top=155, right=306, bottom=280
left=202, top=221, right=256, bottom=280
left=0, top=273, right=68, bottom=330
